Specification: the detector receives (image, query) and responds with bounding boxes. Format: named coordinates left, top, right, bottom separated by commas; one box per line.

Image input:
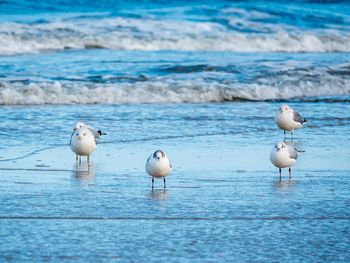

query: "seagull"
left=275, top=105, right=307, bottom=140
left=73, top=121, right=106, bottom=140
left=145, top=150, right=172, bottom=189
left=270, top=142, right=299, bottom=178
left=70, top=127, right=96, bottom=164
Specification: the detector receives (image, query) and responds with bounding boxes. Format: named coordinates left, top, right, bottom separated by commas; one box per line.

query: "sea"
left=0, top=0, right=350, bottom=104
left=0, top=1, right=350, bottom=262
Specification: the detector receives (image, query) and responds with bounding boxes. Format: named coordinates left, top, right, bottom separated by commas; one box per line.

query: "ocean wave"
left=1, top=17, right=350, bottom=55
left=1, top=78, right=349, bottom=105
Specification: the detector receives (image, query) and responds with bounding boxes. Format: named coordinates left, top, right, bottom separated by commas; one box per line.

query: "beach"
left=1, top=0, right=350, bottom=261
left=1, top=102, right=350, bottom=261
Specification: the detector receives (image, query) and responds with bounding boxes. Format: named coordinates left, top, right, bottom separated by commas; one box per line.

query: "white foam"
left=1, top=18, right=350, bottom=55
left=1, top=78, right=349, bottom=105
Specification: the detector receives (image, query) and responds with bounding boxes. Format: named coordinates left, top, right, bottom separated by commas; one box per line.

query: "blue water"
left=0, top=1, right=350, bottom=262
left=0, top=0, right=350, bottom=104
left=0, top=102, right=349, bottom=262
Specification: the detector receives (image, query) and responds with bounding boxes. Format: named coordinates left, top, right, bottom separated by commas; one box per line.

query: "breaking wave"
left=1, top=78, right=350, bottom=105
left=1, top=17, right=350, bottom=55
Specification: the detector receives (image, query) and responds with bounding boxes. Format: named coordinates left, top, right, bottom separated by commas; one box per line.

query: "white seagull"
left=270, top=142, right=299, bottom=178
left=70, top=127, right=96, bottom=164
left=275, top=105, right=307, bottom=140
left=145, top=150, right=172, bottom=189
left=73, top=121, right=106, bottom=140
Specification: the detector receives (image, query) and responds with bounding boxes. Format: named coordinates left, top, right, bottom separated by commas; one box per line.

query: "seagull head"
left=275, top=142, right=287, bottom=152
left=153, top=150, right=166, bottom=161
left=76, top=127, right=92, bottom=141
left=74, top=121, right=85, bottom=131
left=279, top=104, right=291, bottom=113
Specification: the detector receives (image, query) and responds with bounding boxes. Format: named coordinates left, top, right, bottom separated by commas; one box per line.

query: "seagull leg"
left=76, top=155, right=78, bottom=162
left=163, top=177, right=166, bottom=189
left=87, top=155, right=90, bottom=164
left=291, top=131, right=293, bottom=142
left=289, top=167, right=291, bottom=178
left=284, top=130, right=286, bottom=142
left=152, top=177, right=154, bottom=189
left=79, top=155, right=81, bottom=164
left=279, top=168, right=282, bottom=179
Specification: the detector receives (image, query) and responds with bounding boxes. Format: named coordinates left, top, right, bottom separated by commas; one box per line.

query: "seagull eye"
left=76, top=134, right=79, bottom=136
left=83, top=133, right=86, bottom=136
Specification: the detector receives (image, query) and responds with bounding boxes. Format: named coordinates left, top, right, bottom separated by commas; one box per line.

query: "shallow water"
left=0, top=103, right=349, bottom=261
left=1, top=0, right=350, bottom=261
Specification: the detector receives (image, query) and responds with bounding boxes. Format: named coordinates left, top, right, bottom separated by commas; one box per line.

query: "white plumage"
left=275, top=105, right=306, bottom=139
left=70, top=127, right=96, bottom=163
left=146, top=150, right=172, bottom=188
left=270, top=142, right=299, bottom=178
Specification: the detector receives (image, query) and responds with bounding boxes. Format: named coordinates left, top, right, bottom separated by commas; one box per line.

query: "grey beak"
left=157, top=157, right=160, bottom=160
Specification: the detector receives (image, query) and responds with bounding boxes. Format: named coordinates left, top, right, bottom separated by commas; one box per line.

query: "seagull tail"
left=295, top=147, right=305, bottom=153
left=98, top=130, right=107, bottom=136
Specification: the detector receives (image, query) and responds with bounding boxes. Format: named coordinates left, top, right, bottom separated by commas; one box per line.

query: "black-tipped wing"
left=293, top=110, right=304, bottom=123
left=86, top=125, right=101, bottom=139
left=288, top=145, right=299, bottom=160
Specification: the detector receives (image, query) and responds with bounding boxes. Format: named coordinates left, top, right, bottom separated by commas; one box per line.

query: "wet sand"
left=0, top=103, right=349, bottom=261
left=1, top=137, right=350, bottom=261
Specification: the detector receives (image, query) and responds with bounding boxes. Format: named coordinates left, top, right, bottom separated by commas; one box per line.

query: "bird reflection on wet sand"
left=273, top=179, right=296, bottom=192
left=149, top=189, right=170, bottom=200
left=72, top=161, right=96, bottom=180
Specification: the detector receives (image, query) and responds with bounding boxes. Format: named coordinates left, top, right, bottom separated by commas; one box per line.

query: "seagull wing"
left=288, top=145, right=299, bottom=160
left=293, top=110, right=305, bottom=123
left=69, top=130, right=75, bottom=146
left=146, top=154, right=152, bottom=164
left=86, top=125, right=100, bottom=139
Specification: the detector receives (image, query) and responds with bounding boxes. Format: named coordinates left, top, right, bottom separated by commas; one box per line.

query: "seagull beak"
left=157, top=157, right=160, bottom=160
